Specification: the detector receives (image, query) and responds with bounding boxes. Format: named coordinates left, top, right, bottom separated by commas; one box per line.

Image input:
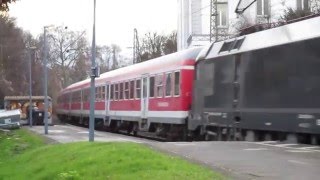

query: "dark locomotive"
left=189, top=16, right=320, bottom=144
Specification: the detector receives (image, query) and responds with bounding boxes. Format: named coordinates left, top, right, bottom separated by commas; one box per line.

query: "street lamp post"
left=28, top=47, right=36, bottom=127
left=89, top=0, right=97, bottom=142
left=43, top=26, right=51, bottom=135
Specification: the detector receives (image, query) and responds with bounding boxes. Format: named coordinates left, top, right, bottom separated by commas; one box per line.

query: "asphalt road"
left=27, top=125, right=320, bottom=180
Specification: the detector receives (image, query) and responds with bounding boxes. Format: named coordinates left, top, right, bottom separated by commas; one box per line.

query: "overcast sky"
left=9, top=0, right=178, bottom=49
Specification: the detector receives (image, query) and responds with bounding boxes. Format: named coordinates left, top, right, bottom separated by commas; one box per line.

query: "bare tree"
left=44, top=26, right=88, bottom=87
left=138, top=31, right=178, bottom=62
left=70, top=54, right=89, bottom=82
left=162, top=31, right=177, bottom=55
left=96, top=45, right=112, bottom=73
left=139, top=32, right=165, bottom=62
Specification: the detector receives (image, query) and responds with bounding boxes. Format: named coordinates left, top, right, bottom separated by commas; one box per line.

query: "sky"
left=9, top=0, right=178, bottom=50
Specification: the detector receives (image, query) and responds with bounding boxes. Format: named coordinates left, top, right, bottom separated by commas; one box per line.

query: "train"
left=57, top=16, right=320, bottom=144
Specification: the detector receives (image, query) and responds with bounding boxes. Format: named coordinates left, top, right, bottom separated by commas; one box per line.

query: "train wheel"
left=285, top=133, right=298, bottom=143
left=264, top=133, right=272, bottom=141
left=127, top=122, right=134, bottom=135
left=245, top=130, right=256, bottom=142
left=132, top=123, right=138, bottom=136
left=311, top=135, right=318, bottom=145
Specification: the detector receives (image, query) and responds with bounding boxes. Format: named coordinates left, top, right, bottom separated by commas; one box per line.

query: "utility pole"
left=133, top=28, right=140, bottom=64
left=210, top=0, right=218, bottom=42
left=43, top=27, right=49, bottom=135
left=112, top=47, right=117, bottom=69
left=28, top=49, right=33, bottom=127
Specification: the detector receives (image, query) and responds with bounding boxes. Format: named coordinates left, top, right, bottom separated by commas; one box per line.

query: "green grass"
left=0, top=128, right=46, bottom=161
left=0, top=129, right=225, bottom=180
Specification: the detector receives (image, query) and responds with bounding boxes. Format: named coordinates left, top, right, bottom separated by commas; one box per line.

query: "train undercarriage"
left=58, top=115, right=188, bottom=141
left=57, top=114, right=320, bottom=145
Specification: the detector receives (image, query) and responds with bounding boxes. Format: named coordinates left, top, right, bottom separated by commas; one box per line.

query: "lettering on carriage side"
left=297, top=114, right=314, bottom=119
left=158, top=102, right=169, bottom=107
left=206, top=112, right=222, bottom=116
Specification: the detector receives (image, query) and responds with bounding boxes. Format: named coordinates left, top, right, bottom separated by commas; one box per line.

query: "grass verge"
left=0, top=129, right=225, bottom=180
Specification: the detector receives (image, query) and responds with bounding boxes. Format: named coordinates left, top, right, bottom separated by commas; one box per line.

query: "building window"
left=165, top=73, right=172, bottom=97
left=257, top=0, right=269, bottom=16
left=217, top=2, right=228, bottom=27
left=156, top=74, right=164, bottom=98
left=297, top=0, right=309, bottom=11
left=149, top=76, right=155, bottom=98
left=135, top=79, right=141, bottom=99
left=174, top=71, right=180, bottom=96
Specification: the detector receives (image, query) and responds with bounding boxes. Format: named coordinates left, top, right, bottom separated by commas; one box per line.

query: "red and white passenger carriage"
left=57, top=48, right=202, bottom=138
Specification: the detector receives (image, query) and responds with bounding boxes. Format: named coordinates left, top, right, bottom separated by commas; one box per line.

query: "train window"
left=115, top=84, right=119, bottom=100
left=101, top=86, right=105, bottom=101
left=233, top=38, right=245, bottom=50
left=174, top=71, right=180, bottom=96
left=74, top=91, right=79, bottom=102
left=98, top=87, right=100, bottom=101
left=165, top=73, right=172, bottom=97
left=81, top=90, right=84, bottom=102
left=149, top=76, right=155, bottom=98
left=105, top=85, right=108, bottom=100
left=220, top=38, right=245, bottom=53
left=136, top=79, right=141, bottom=99
left=110, top=84, right=114, bottom=100
left=220, top=41, right=234, bottom=52
left=124, top=82, right=129, bottom=99
left=82, top=90, right=84, bottom=102
left=76, top=91, right=79, bottom=102
left=156, top=74, right=163, bottom=98
left=98, top=87, right=102, bottom=101
left=119, top=83, right=124, bottom=100
left=95, top=87, right=98, bottom=101
left=87, top=89, right=90, bottom=101
left=105, top=84, right=110, bottom=100
left=129, top=81, right=134, bottom=99
left=101, top=86, right=104, bottom=100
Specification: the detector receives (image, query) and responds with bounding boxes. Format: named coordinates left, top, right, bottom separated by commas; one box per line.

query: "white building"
left=177, top=0, right=318, bottom=51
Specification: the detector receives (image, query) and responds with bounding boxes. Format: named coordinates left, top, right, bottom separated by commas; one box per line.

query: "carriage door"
left=141, top=75, right=149, bottom=118
left=105, top=82, right=110, bottom=115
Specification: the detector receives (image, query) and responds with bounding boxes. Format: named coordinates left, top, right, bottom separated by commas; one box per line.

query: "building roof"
left=4, top=96, right=52, bottom=101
